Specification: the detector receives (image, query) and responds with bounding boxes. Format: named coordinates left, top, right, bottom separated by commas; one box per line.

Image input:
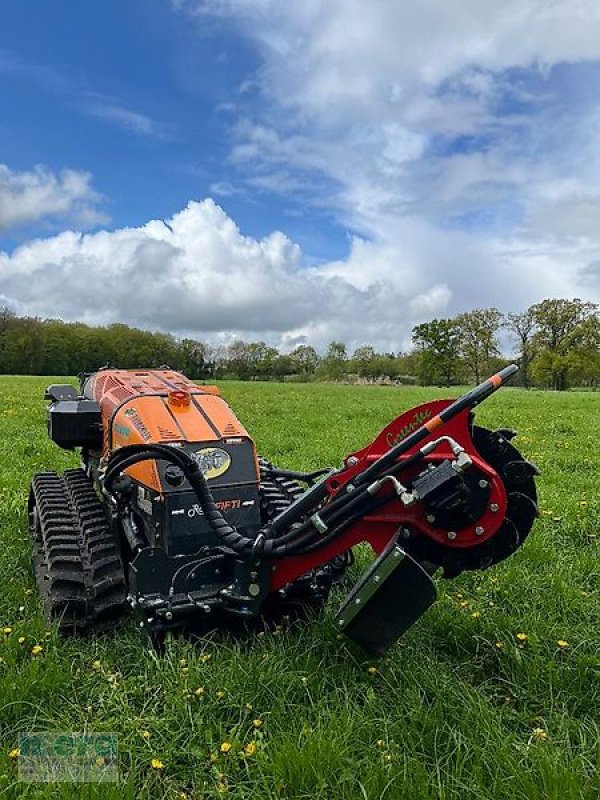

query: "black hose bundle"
left=103, top=443, right=421, bottom=559
left=104, top=444, right=259, bottom=555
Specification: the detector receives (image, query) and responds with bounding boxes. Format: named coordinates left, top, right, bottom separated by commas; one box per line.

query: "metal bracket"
left=310, top=512, right=328, bottom=533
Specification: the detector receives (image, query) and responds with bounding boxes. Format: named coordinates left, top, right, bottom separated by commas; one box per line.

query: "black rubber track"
left=28, top=469, right=127, bottom=633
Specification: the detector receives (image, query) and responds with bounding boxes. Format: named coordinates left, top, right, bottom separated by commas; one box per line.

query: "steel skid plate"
left=335, top=541, right=437, bottom=655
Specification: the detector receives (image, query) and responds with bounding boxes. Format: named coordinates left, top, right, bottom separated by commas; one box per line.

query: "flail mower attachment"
left=28, top=364, right=539, bottom=654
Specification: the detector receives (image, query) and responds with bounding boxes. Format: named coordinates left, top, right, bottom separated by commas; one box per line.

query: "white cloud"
left=170, top=0, right=600, bottom=319
left=83, top=100, right=172, bottom=139
left=0, top=200, right=446, bottom=350
left=0, top=164, right=108, bottom=232
left=3, top=198, right=593, bottom=353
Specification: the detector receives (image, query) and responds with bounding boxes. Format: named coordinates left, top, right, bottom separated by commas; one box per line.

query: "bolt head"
left=475, top=526, right=485, bottom=536
left=490, top=503, right=499, bottom=512
left=426, top=514, right=436, bottom=524
left=447, top=531, right=457, bottom=541
left=347, top=456, right=359, bottom=467
left=479, top=479, right=489, bottom=489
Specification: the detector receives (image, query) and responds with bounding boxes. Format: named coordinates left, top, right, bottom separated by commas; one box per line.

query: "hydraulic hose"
left=104, top=444, right=311, bottom=558
left=259, top=446, right=429, bottom=552
left=104, top=444, right=258, bottom=556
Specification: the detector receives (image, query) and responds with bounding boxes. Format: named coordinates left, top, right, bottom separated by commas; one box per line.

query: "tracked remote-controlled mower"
left=28, top=364, right=539, bottom=653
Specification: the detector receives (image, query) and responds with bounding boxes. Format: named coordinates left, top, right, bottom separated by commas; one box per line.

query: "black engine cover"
left=47, top=396, right=102, bottom=451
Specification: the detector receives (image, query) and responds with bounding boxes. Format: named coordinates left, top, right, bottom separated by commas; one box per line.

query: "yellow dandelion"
left=2, top=626, right=13, bottom=635
left=471, top=611, right=481, bottom=619
left=220, top=742, right=232, bottom=754
left=95, top=756, right=106, bottom=767
left=244, top=741, right=257, bottom=756
left=244, top=702, right=253, bottom=711
left=31, top=644, right=43, bottom=656
left=367, top=666, right=378, bottom=675
left=209, top=752, right=218, bottom=764
left=0, top=656, right=5, bottom=664
left=516, top=632, right=528, bottom=642
left=252, top=719, right=263, bottom=729
left=495, top=641, right=504, bottom=650
left=195, top=686, right=205, bottom=697
left=215, top=690, right=225, bottom=699
left=140, top=730, right=151, bottom=740
left=179, top=658, right=187, bottom=666
left=557, top=640, right=569, bottom=649
left=384, top=753, right=392, bottom=762
left=531, top=727, right=548, bottom=743
left=92, top=660, right=102, bottom=670
left=217, top=781, right=228, bottom=794
left=459, top=601, right=469, bottom=608
left=8, top=748, right=20, bottom=759
left=151, top=758, right=165, bottom=770
left=18, top=637, right=25, bottom=644
left=376, top=739, right=386, bottom=749
left=181, top=667, right=189, bottom=675
left=201, top=653, right=212, bottom=663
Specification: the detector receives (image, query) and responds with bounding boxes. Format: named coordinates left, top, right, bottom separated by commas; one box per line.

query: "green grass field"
left=0, top=376, right=599, bottom=799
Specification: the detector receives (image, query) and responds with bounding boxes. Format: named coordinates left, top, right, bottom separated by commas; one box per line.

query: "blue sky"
left=1, top=1, right=599, bottom=350
left=0, top=0, right=347, bottom=258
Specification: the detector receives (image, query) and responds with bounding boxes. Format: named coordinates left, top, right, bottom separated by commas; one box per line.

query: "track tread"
left=29, top=469, right=127, bottom=633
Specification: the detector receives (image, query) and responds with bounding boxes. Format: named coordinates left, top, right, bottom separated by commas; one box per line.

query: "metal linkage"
left=365, top=475, right=417, bottom=506
left=418, top=435, right=472, bottom=474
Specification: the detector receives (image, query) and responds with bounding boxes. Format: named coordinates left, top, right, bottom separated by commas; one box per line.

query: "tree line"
left=0, top=298, right=597, bottom=389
